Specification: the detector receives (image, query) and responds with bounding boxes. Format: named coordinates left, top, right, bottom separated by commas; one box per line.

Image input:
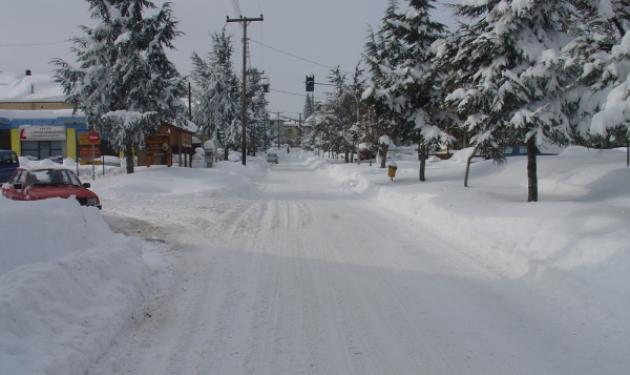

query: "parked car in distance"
left=1, top=167, right=101, bottom=209
left=0, top=149, right=19, bottom=184
left=266, top=152, right=279, bottom=164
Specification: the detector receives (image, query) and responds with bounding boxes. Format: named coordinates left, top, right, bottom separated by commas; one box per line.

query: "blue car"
left=0, top=150, right=19, bottom=184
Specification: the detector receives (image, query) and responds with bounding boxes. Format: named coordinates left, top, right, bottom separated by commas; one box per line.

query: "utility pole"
left=188, top=81, right=192, bottom=121
left=298, top=113, right=302, bottom=146
left=227, top=14, right=264, bottom=166
left=277, top=111, right=281, bottom=149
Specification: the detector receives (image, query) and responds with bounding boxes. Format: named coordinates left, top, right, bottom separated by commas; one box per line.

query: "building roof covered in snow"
left=0, top=71, right=66, bottom=103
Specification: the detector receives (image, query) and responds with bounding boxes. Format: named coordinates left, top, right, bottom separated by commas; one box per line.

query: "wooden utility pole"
left=277, top=111, right=281, bottom=149
left=298, top=113, right=302, bottom=146
left=227, top=14, right=264, bottom=166
left=188, top=81, right=192, bottom=121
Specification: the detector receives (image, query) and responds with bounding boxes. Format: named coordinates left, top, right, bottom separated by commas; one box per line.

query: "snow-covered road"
left=88, top=155, right=626, bottom=375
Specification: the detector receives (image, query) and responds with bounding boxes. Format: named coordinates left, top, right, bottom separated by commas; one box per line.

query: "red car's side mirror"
left=82, top=183, right=91, bottom=188
left=13, top=183, right=23, bottom=190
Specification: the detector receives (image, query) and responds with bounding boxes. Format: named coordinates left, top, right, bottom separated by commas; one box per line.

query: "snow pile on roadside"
left=0, top=198, right=167, bottom=375
left=94, top=156, right=268, bottom=200
left=313, top=148, right=630, bottom=313
left=0, top=198, right=113, bottom=275
left=18, top=156, right=125, bottom=180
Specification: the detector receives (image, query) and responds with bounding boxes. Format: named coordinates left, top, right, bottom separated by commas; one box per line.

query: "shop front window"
left=0, top=129, right=10, bottom=149
left=21, top=141, right=64, bottom=160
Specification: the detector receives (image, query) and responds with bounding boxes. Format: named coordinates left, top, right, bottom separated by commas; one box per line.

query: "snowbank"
left=311, top=149, right=630, bottom=324
left=447, top=147, right=477, bottom=164
left=0, top=198, right=168, bottom=375
left=18, top=157, right=125, bottom=180
left=0, top=199, right=112, bottom=275
left=94, top=156, right=267, bottom=200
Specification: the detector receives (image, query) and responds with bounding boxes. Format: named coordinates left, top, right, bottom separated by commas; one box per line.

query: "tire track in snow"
left=89, top=158, right=617, bottom=375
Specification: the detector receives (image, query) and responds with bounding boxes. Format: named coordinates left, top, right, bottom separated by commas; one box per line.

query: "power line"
left=216, top=0, right=229, bottom=15
left=0, top=40, right=70, bottom=48
left=255, top=0, right=265, bottom=69
left=249, top=38, right=340, bottom=72
left=269, top=88, right=324, bottom=101
left=231, top=0, right=242, bottom=16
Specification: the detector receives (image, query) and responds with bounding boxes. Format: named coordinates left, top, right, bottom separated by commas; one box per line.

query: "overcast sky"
left=0, top=0, right=455, bottom=117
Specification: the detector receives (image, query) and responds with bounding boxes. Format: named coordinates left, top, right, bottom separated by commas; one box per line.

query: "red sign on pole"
left=87, top=131, right=101, bottom=144
left=79, top=146, right=101, bottom=159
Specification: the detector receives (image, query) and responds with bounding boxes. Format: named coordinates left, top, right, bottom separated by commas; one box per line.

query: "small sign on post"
left=86, top=131, right=101, bottom=180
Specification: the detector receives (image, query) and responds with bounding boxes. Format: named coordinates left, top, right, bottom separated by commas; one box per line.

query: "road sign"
left=79, top=146, right=101, bottom=159
left=87, top=131, right=100, bottom=144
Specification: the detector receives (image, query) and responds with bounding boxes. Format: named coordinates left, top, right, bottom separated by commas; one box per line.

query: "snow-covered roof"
left=181, top=119, right=199, bottom=133
left=0, top=72, right=66, bottom=102
left=0, top=108, right=84, bottom=120
left=283, top=119, right=300, bottom=127
left=305, top=113, right=326, bottom=125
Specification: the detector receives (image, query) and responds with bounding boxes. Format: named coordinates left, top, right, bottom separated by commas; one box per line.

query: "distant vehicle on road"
left=2, top=167, right=101, bottom=209
left=266, top=152, right=279, bottom=164
left=0, top=149, right=19, bottom=183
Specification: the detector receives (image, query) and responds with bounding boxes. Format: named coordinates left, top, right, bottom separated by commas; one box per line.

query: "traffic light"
left=305, top=75, right=315, bottom=92
left=262, top=76, right=270, bottom=93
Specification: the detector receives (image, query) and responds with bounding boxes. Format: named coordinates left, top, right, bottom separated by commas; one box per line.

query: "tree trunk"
left=380, top=147, right=388, bottom=169
left=527, top=137, right=538, bottom=202
left=464, top=145, right=480, bottom=188
left=419, top=143, right=427, bottom=182
left=224, top=145, right=229, bottom=161
left=125, top=141, right=134, bottom=174
left=612, top=17, right=626, bottom=38
left=345, top=151, right=349, bottom=163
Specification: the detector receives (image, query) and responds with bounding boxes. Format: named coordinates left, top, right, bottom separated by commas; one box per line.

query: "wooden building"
left=139, top=123, right=196, bottom=167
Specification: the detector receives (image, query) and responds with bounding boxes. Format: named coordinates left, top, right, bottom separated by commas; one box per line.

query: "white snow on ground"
left=0, top=195, right=170, bottom=375
left=314, top=146, right=630, bottom=278
left=2, top=148, right=629, bottom=374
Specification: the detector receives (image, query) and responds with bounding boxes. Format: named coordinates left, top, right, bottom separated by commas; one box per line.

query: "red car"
left=1, top=168, right=101, bottom=209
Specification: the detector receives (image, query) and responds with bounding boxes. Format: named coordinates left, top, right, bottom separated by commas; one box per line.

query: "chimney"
left=25, top=69, right=32, bottom=76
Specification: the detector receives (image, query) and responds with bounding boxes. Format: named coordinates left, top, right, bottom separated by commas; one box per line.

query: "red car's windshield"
left=28, top=169, right=82, bottom=186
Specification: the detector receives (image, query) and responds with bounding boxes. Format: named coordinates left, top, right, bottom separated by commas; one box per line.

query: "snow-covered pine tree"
left=191, top=52, right=213, bottom=136
left=52, top=0, right=186, bottom=174
left=348, top=63, right=366, bottom=163
left=561, top=1, right=627, bottom=141
left=438, top=0, right=576, bottom=201
left=363, top=0, right=407, bottom=167
left=590, top=31, right=630, bottom=153
left=562, top=0, right=630, bottom=156
left=327, top=67, right=357, bottom=162
left=191, top=28, right=240, bottom=160
left=383, top=0, right=449, bottom=181
left=435, top=19, right=507, bottom=187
